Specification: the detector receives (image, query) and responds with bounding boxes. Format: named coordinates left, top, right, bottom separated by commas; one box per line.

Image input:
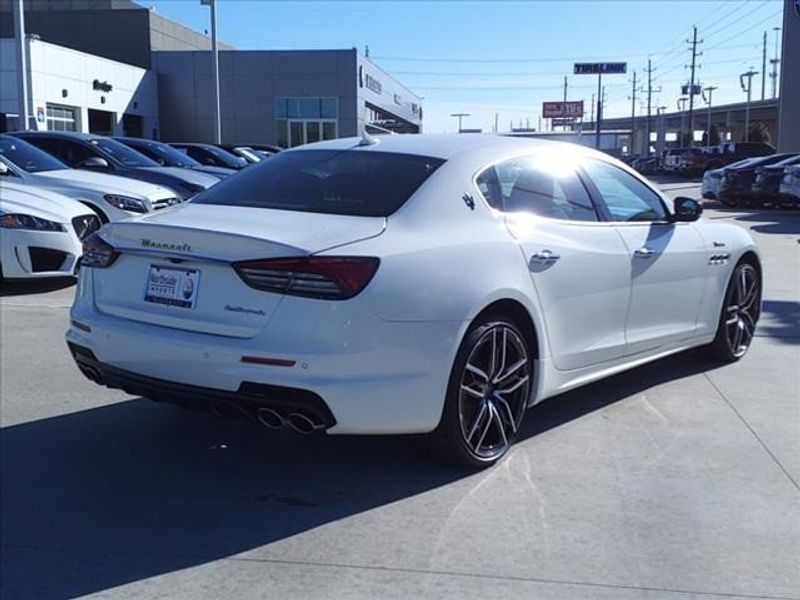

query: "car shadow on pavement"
left=733, top=210, right=800, bottom=235
left=0, top=348, right=725, bottom=599
left=0, top=277, right=76, bottom=297
left=759, top=300, right=800, bottom=343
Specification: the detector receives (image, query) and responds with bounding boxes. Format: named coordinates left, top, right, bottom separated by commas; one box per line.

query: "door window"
left=26, top=138, right=93, bottom=167
left=581, top=159, right=667, bottom=222
left=476, top=155, right=598, bottom=222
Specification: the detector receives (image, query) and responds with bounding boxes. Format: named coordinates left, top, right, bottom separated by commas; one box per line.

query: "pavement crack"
left=703, top=373, right=800, bottom=494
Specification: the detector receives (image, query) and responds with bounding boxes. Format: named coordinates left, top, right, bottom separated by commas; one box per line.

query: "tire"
left=707, top=260, right=761, bottom=362
left=435, top=316, right=533, bottom=468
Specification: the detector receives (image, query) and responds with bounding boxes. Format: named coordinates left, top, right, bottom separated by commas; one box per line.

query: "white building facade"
left=1, top=37, right=158, bottom=137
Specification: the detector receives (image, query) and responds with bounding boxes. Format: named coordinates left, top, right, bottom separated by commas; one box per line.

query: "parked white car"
left=67, top=134, right=761, bottom=467
left=0, top=136, right=181, bottom=222
left=1, top=180, right=101, bottom=280
left=779, top=165, right=800, bottom=206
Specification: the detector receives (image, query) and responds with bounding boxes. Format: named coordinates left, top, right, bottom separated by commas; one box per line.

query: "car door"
left=476, top=155, right=632, bottom=371
left=580, top=158, right=708, bottom=355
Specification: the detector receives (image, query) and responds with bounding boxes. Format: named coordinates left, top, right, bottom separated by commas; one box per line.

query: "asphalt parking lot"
left=1, top=181, right=798, bottom=600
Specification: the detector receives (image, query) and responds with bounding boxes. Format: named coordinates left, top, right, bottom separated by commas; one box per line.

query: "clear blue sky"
left=147, top=0, right=785, bottom=133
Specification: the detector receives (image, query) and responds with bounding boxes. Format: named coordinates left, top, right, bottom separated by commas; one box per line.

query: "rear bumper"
left=67, top=289, right=465, bottom=434
left=67, top=341, right=337, bottom=428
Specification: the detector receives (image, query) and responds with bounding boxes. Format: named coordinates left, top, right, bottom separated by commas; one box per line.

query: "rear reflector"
left=241, top=356, right=296, bottom=367
left=233, top=256, right=379, bottom=300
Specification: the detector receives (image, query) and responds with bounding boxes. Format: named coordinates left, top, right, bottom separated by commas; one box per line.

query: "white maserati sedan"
left=1, top=181, right=100, bottom=280
left=66, top=135, right=761, bottom=466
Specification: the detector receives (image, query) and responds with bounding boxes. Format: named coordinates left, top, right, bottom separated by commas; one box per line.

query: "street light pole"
left=12, top=0, right=31, bottom=131
left=450, top=113, right=470, bottom=133
left=702, top=86, right=717, bottom=145
left=201, top=0, right=221, bottom=143
left=770, top=27, right=781, bottom=99
left=740, top=68, right=757, bottom=141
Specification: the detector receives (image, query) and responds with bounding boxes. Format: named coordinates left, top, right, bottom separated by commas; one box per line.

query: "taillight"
left=81, top=233, right=119, bottom=268
left=233, top=256, right=379, bottom=300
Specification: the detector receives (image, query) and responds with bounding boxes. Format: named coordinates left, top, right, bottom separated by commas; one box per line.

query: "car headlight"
left=104, top=194, right=149, bottom=213
left=0, top=213, right=65, bottom=232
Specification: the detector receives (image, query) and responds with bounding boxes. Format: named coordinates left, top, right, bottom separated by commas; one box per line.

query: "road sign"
left=542, top=101, right=584, bottom=118
left=573, top=62, right=627, bottom=75
left=551, top=118, right=577, bottom=127
left=681, top=84, right=702, bottom=96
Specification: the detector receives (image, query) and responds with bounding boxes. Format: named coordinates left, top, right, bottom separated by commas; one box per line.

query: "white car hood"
left=36, top=169, right=176, bottom=201
left=0, top=181, right=89, bottom=222
left=142, top=167, right=219, bottom=188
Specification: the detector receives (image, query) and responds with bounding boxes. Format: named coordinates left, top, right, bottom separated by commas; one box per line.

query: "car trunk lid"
left=92, top=204, right=385, bottom=337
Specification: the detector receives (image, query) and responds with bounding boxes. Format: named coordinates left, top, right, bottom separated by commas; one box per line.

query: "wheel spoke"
left=494, top=357, right=527, bottom=384
left=466, top=362, right=489, bottom=382
left=741, top=283, right=759, bottom=310
left=493, top=393, right=518, bottom=433
left=460, top=384, right=484, bottom=399
left=737, top=269, right=748, bottom=304
left=490, top=403, right=508, bottom=447
left=496, top=374, right=529, bottom=395
left=474, top=403, right=494, bottom=450
left=466, top=401, right=488, bottom=445
left=732, top=320, right=744, bottom=352
left=488, top=329, right=499, bottom=379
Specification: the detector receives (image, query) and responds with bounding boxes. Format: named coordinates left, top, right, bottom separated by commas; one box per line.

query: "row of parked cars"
left=629, top=142, right=776, bottom=177
left=701, top=152, right=800, bottom=208
left=0, top=131, right=278, bottom=280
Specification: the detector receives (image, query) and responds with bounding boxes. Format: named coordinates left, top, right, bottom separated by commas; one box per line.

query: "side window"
left=581, top=158, right=667, bottom=222
left=30, top=139, right=92, bottom=167
left=476, top=156, right=598, bottom=222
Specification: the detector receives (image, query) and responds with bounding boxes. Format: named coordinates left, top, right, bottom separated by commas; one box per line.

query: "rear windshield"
left=192, top=149, right=445, bottom=217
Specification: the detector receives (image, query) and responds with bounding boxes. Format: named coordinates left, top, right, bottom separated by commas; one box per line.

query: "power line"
left=704, top=8, right=783, bottom=52
left=703, top=0, right=771, bottom=40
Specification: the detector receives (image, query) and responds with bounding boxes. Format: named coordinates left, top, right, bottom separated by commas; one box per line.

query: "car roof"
left=289, top=133, right=582, bottom=161
left=12, top=131, right=97, bottom=141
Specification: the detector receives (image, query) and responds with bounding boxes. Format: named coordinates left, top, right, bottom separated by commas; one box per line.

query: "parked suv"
left=11, top=132, right=219, bottom=200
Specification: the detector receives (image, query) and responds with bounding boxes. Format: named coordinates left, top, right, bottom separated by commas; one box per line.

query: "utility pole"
left=686, top=26, right=703, bottom=147
left=761, top=31, right=767, bottom=101
left=629, top=70, right=637, bottom=155
left=644, top=58, right=658, bottom=155
left=201, top=0, right=221, bottom=143
left=450, top=113, right=470, bottom=133
left=702, top=86, right=717, bottom=145
left=12, top=0, right=30, bottom=130
left=595, top=72, right=602, bottom=149
left=590, top=93, right=595, bottom=123
left=494, top=112, right=499, bottom=133
left=740, top=68, right=757, bottom=141
left=563, top=75, right=568, bottom=102
left=770, top=27, right=781, bottom=99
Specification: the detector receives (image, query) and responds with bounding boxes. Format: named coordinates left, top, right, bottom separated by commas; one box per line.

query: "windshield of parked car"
left=192, top=149, right=445, bottom=216
left=0, top=136, right=68, bottom=173
left=202, top=145, right=248, bottom=168
left=91, top=138, right=160, bottom=168
left=127, top=140, right=202, bottom=168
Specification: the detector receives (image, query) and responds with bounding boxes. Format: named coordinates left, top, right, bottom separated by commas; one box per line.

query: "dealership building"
left=0, top=0, right=422, bottom=146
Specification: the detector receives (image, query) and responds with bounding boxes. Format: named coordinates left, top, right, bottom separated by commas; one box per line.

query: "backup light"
left=234, top=256, right=380, bottom=300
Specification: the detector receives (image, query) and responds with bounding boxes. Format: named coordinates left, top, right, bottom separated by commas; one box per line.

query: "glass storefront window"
left=275, top=119, right=288, bottom=148
left=321, top=98, right=338, bottom=119
left=273, top=98, right=339, bottom=148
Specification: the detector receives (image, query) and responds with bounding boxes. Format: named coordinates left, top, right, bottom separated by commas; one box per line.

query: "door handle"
left=634, top=247, right=658, bottom=258
left=530, top=250, right=561, bottom=264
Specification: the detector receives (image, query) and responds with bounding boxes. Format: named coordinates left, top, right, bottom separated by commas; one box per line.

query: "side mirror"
left=671, top=197, right=703, bottom=222
left=0, top=162, right=8, bottom=176
left=77, top=156, right=110, bottom=170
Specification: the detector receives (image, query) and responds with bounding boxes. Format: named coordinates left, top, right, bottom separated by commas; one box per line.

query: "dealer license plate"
left=144, top=265, right=200, bottom=309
